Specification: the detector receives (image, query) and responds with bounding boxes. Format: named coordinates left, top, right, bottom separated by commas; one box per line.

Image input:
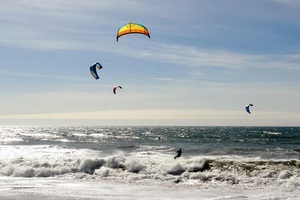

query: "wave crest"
left=1, top=153, right=299, bottom=189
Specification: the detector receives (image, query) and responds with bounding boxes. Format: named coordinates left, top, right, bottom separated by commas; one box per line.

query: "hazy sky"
left=1, top=0, right=300, bottom=126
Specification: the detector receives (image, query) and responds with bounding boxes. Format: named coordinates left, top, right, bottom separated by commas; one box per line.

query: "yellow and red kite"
left=116, top=22, right=150, bottom=41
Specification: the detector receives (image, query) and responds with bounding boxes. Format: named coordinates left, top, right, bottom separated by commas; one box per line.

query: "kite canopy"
left=116, top=22, right=150, bottom=41
left=245, top=104, right=253, bottom=114
left=90, top=62, right=103, bottom=80
left=113, top=86, right=122, bottom=94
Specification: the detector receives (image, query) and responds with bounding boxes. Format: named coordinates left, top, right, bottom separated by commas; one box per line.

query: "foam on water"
left=0, top=144, right=299, bottom=191
left=0, top=126, right=299, bottom=199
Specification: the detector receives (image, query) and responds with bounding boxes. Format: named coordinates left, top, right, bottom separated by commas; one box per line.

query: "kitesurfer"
left=174, top=148, right=182, bottom=159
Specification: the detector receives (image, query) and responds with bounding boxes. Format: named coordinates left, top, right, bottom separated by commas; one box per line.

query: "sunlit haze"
left=1, top=0, right=300, bottom=126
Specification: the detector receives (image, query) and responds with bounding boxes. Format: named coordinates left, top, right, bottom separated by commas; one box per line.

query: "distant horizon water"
left=1, top=118, right=300, bottom=127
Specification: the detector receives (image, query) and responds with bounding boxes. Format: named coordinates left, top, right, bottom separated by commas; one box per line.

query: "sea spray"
left=0, top=126, right=299, bottom=190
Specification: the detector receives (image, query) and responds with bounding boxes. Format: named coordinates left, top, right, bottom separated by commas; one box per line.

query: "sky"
left=0, top=0, right=300, bottom=126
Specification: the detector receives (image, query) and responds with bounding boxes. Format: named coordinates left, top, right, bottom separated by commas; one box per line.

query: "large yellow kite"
left=116, top=22, right=150, bottom=41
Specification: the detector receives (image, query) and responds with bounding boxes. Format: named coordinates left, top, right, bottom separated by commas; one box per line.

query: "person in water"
left=174, top=148, right=182, bottom=159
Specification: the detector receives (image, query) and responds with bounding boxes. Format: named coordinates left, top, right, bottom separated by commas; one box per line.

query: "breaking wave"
left=1, top=151, right=299, bottom=189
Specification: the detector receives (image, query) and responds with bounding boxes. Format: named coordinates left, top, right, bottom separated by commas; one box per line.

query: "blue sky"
left=0, top=0, right=300, bottom=126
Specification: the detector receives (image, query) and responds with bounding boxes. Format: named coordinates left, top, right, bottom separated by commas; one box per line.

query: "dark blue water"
left=4, top=126, right=299, bottom=159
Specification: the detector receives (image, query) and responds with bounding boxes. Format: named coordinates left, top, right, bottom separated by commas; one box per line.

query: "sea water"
left=0, top=126, right=299, bottom=199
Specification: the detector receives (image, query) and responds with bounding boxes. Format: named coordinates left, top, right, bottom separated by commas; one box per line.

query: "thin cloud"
left=1, top=0, right=300, bottom=126
left=271, top=0, right=300, bottom=6
left=140, top=43, right=300, bottom=70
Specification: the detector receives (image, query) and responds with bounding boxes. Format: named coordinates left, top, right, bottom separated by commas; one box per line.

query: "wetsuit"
left=174, top=148, right=182, bottom=159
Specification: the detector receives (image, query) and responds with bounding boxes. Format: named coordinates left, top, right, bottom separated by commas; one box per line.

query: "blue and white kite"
left=90, top=62, right=103, bottom=80
left=245, top=104, right=253, bottom=114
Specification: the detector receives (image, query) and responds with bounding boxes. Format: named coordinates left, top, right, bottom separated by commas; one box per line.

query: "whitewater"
left=0, top=126, right=299, bottom=199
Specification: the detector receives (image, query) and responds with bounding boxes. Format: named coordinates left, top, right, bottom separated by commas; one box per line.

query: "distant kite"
left=245, top=104, right=253, bottom=114
left=116, top=22, right=150, bottom=41
left=113, top=86, right=122, bottom=94
left=90, top=62, right=102, bottom=80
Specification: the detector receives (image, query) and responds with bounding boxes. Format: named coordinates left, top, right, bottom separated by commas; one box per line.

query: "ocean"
left=0, top=126, right=299, bottom=199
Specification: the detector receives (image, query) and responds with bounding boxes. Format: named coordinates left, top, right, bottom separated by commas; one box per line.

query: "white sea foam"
left=263, top=131, right=283, bottom=135
left=0, top=176, right=299, bottom=200
left=0, top=144, right=299, bottom=193
left=1, top=126, right=299, bottom=199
